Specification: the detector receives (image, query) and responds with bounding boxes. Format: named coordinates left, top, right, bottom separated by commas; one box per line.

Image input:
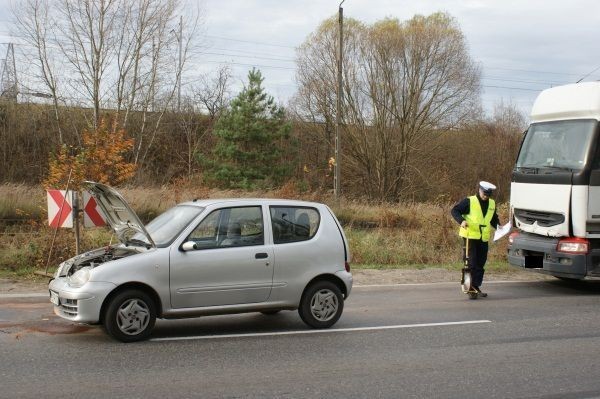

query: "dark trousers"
left=462, top=238, right=488, bottom=288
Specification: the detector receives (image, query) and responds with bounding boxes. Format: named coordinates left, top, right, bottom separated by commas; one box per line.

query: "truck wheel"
left=555, top=276, right=579, bottom=282
left=104, top=289, right=156, bottom=342
left=299, top=281, right=344, bottom=329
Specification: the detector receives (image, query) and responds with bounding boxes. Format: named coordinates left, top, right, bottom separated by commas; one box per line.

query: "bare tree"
left=12, top=0, right=202, bottom=173
left=294, top=13, right=481, bottom=201
left=194, top=65, right=232, bottom=121
left=57, top=0, right=119, bottom=129
left=13, top=0, right=64, bottom=143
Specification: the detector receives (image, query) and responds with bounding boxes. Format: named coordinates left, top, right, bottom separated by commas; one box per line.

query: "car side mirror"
left=181, top=241, right=198, bottom=251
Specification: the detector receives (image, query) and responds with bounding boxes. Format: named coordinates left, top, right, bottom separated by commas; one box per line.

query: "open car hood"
left=83, top=181, right=155, bottom=248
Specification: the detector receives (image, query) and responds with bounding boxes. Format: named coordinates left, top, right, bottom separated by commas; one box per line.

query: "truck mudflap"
left=507, top=232, right=594, bottom=279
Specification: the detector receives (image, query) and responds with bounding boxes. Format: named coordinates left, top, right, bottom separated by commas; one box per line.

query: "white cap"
left=479, top=181, right=496, bottom=195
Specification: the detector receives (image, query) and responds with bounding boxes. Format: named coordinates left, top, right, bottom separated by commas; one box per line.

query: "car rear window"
left=269, top=206, right=320, bottom=244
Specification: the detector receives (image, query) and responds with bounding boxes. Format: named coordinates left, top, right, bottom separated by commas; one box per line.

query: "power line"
left=196, top=59, right=296, bottom=71
left=482, top=76, right=566, bottom=86
left=206, top=34, right=296, bottom=49
left=482, top=85, right=541, bottom=92
left=189, top=50, right=295, bottom=63
left=208, top=46, right=296, bottom=59
left=482, top=66, right=582, bottom=76
left=576, top=65, right=600, bottom=83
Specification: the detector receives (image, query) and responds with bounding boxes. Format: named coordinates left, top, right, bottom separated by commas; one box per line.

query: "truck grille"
left=514, top=209, right=565, bottom=227
left=59, top=298, right=78, bottom=317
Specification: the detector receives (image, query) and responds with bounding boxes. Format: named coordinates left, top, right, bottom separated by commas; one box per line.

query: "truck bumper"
left=507, top=232, right=591, bottom=279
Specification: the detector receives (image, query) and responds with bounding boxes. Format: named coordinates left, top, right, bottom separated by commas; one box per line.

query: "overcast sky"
left=1, top=0, right=599, bottom=120
left=196, top=0, right=600, bottom=119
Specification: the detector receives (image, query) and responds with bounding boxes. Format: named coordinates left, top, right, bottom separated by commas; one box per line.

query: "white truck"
left=508, top=82, right=600, bottom=279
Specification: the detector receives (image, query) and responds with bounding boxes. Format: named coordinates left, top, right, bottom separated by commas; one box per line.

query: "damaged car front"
left=49, top=245, right=146, bottom=322
left=48, top=181, right=203, bottom=328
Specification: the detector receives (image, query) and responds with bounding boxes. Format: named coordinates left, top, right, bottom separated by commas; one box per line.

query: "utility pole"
left=177, top=15, right=182, bottom=112
left=0, top=43, right=18, bottom=102
left=334, top=1, right=345, bottom=199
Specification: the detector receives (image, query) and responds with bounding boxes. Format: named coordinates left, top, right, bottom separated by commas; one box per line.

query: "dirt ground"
left=351, top=268, right=552, bottom=285
left=0, top=268, right=551, bottom=294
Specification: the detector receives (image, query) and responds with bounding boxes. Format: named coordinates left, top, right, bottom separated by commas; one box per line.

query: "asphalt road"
left=2, top=279, right=600, bottom=399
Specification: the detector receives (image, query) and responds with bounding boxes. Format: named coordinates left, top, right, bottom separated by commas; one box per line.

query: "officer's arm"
left=451, top=198, right=470, bottom=225
left=491, top=209, right=500, bottom=229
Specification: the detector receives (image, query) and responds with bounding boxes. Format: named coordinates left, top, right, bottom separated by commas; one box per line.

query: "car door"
left=169, top=205, right=274, bottom=308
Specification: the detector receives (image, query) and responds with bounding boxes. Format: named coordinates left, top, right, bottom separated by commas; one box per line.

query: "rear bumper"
left=335, top=270, right=353, bottom=299
left=507, top=232, right=594, bottom=279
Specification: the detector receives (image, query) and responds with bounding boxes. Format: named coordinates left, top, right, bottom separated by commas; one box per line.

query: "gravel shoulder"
left=351, top=268, right=552, bottom=285
left=0, top=268, right=552, bottom=294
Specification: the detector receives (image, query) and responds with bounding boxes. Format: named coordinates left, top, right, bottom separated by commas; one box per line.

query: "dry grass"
left=0, top=184, right=511, bottom=276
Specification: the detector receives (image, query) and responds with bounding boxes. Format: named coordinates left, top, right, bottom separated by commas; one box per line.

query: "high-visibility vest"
left=459, top=196, right=495, bottom=242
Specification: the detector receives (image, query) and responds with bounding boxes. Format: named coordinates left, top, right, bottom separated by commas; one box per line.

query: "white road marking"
left=0, top=293, right=48, bottom=298
left=354, top=280, right=542, bottom=288
left=150, top=320, right=491, bottom=342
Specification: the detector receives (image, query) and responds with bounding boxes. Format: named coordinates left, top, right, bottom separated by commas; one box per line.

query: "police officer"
left=451, top=181, right=500, bottom=298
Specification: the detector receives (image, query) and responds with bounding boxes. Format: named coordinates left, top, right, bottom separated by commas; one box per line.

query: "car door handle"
left=255, top=252, right=269, bottom=259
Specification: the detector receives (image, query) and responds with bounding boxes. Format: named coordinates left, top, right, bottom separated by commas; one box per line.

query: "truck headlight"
left=557, top=237, right=589, bottom=254
left=67, top=266, right=92, bottom=287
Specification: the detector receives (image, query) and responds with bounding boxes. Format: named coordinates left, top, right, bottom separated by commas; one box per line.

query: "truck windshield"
left=516, top=119, right=597, bottom=171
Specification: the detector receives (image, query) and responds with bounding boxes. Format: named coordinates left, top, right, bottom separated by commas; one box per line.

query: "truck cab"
left=508, top=82, right=600, bottom=279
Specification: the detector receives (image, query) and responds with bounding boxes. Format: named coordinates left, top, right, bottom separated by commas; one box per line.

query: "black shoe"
left=474, top=287, right=488, bottom=297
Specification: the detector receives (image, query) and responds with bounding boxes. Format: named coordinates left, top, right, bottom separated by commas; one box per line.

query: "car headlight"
left=67, top=266, right=92, bottom=287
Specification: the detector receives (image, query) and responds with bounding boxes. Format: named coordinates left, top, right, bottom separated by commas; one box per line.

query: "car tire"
left=104, top=289, right=156, bottom=343
left=299, top=280, right=344, bottom=329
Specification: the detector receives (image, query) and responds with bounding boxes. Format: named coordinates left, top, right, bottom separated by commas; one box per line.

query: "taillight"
left=345, top=261, right=351, bottom=272
left=508, top=231, right=519, bottom=244
left=557, top=237, right=589, bottom=254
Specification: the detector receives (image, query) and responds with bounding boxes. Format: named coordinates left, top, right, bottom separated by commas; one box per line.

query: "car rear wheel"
left=104, top=289, right=156, bottom=342
left=299, top=281, right=343, bottom=329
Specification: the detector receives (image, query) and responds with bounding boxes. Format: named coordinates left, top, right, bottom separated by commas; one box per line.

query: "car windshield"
left=131, top=205, right=204, bottom=247
left=516, top=119, right=597, bottom=171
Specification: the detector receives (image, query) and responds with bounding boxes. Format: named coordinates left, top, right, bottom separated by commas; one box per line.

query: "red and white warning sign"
left=83, top=191, right=107, bottom=228
left=47, top=190, right=74, bottom=228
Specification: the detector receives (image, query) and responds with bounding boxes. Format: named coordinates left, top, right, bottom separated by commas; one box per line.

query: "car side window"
left=187, top=206, right=264, bottom=249
left=270, top=206, right=320, bottom=244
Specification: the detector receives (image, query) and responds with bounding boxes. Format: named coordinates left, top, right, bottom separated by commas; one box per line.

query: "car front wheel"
left=299, top=281, right=344, bottom=329
left=104, top=289, right=156, bottom=342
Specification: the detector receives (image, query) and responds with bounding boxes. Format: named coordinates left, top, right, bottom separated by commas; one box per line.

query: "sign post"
left=73, top=192, right=80, bottom=255
left=42, top=182, right=108, bottom=276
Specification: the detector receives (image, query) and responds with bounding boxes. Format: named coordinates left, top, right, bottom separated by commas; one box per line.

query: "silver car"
left=49, top=182, right=353, bottom=342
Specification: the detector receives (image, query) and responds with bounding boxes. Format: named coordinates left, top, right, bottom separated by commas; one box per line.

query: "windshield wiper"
left=516, top=166, right=539, bottom=174
left=540, top=165, right=573, bottom=172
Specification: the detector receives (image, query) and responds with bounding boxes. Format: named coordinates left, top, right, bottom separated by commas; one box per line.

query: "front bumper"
left=507, top=232, right=593, bottom=279
left=48, top=278, right=116, bottom=323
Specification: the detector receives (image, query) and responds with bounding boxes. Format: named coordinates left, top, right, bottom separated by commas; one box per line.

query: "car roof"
left=178, top=198, right=326, bottom=208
